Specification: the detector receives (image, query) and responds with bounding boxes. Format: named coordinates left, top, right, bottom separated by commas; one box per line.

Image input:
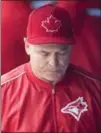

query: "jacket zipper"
left=52, top=85, right=58, bottom=132
left=52, top=85, right=55, bottom=94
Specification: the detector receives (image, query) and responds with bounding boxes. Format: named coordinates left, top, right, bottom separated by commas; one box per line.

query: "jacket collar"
left=25, top=62, right=74, bottom=89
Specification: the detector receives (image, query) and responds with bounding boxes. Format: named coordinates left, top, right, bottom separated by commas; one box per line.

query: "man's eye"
left=40, top=52, right=49, bottom=56
left=59, top=51, right=67, bottom=55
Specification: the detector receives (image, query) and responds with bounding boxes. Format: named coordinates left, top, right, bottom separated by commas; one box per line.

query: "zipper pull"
left=52, top=85, right=55, bottom=94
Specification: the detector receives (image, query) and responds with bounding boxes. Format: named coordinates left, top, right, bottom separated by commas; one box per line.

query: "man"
left=1, top=4, right=101, bottom=132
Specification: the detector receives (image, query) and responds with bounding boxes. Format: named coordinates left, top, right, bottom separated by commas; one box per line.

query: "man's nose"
left=48, top=54, right=58, bottom=67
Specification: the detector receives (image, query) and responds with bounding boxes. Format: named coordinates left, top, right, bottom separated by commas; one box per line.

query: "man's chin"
left=43, top=75, right=64, bottom=83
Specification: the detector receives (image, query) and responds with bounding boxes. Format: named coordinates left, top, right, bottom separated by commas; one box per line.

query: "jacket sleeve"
left=86, top=78, right=101, bottom=133
left=1, top=82, right=17, bottom=132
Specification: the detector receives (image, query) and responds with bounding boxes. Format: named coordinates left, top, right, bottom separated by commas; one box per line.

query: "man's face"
left=25, top=41, right=72, bottom=83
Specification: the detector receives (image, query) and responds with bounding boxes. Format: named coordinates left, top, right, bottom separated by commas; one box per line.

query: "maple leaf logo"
left=41, top=15, right=61, bottom=33
left=61, top=97, right=88, bottom=121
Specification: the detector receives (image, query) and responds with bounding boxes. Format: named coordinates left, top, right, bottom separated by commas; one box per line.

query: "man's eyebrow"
left=35, top=49, right=48, bottom=52
left=60, top=47, right=69, bottom=51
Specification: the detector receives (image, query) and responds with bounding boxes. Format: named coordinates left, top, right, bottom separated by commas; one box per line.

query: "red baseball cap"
left=27, top=4, right=75, bottom=45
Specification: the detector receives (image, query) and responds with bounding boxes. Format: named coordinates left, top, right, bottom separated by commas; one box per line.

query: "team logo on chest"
left=61, top=97, right=88, bottom=121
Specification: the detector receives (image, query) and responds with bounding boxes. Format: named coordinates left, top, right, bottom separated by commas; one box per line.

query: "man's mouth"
left=46, top=70, right=62, bottom=73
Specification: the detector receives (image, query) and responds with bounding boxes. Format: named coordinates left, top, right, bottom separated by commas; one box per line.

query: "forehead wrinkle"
left=30, top=44, right=71, bottom=52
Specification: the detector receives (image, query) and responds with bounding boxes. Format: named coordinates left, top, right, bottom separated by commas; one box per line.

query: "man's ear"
left=69, top=45, right=72, bottom=53
left=24, top=37, right=27, bottom=44
left=24, top=37, right=30, bottom=55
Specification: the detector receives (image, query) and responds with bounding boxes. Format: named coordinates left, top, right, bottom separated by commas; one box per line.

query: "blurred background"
left=1, top=0, right=101, bottom=79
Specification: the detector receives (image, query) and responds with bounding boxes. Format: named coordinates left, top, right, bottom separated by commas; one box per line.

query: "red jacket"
left=1, top=63, right=101, bottom=132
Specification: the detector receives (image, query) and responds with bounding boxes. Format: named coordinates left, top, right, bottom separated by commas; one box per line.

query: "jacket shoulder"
left=70, top=64, right=101, bottom=84
left=1, top=64, right=26, bottom=86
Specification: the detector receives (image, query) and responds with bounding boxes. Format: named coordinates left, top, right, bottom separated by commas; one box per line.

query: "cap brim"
left=27, top=37, right=75, bottom=45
